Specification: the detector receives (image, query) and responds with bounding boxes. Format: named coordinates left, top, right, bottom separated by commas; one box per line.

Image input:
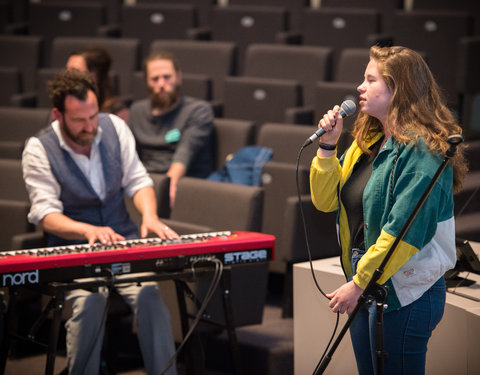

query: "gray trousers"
left=65, top=279, right=177, bottom=375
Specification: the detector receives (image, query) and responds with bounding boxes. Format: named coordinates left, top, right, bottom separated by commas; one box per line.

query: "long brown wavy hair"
left=352, top=45, right=468, bottom=193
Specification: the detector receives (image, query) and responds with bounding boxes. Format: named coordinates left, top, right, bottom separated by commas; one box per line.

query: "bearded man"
left=129, top=50, right=215, bottom=207
left=22, top=69, right=178, bottom=375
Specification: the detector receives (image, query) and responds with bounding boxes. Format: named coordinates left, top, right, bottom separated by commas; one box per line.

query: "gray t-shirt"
left=129, top=96, right=214, bottom=177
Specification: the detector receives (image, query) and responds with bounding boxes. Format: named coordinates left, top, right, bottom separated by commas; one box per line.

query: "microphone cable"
left=295, top=143, right=340, bottom=374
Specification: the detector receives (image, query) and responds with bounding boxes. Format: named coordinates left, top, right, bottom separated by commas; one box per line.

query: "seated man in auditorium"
left=129, top=50, right=214, bottom=207
left=22, top=69, right=178, bottom=375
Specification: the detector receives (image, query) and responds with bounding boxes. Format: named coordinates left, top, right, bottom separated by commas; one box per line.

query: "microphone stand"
left=314, top=134, right=464, bottom=375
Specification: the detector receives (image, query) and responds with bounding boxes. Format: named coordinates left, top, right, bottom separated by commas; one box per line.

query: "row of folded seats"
left=2, top=32, right=480, bottom=138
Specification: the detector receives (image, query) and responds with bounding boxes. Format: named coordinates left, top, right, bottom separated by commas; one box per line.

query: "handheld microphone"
left=303, top=100, right=357, bottom=147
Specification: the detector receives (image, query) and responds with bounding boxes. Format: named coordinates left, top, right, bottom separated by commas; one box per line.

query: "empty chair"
left=120, top=3, right=199, bottom=58
left=49, top=37, right=141, bottom=97
left=320, top=0, right=404, bottom=34
left=391, top=10, right=473, bottom=108
left=244, top=43, right=333, bottom=107
left=0, top=68, right=21, bottom=106
left=222, top=76, right=302, bottom=127
left=0, top=107, right=51, bottom=159
left=0, top=158, right=35, bottom=250
left=412, top=0, right=480, bottom=35
left=301, top=8, right=381, bottom=74
left=228, top=0, right=308, bottom=31
left=335, top=47, right=370, bottom=83
left=41, top=0, right=122, bottom=24
left=210, top=5, right=289, bottom=73
left=0, top=35, right=43, bottom=92
left=28, top=2, right=110, bottom=66
left=150, top=39, right=237, bottom=101
left=138, top=0, right=215, bottom=26
left=212, top=118, right=256, bottom=170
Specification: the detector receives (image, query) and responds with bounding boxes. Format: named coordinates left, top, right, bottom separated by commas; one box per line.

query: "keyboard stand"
left=0, top=266, right=243, bottom=375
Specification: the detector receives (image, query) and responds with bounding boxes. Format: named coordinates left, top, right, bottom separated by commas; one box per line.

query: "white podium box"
left=294, top=257, right=480, bottom=375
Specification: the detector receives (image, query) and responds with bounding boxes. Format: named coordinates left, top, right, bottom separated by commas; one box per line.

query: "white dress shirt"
left=22, top=113, right=153, bottom=225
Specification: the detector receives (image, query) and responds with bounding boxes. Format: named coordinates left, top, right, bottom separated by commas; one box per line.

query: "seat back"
left=0, top=107, right=51, bottom=159
left=392, top=10, right=473, bottom=107
left=121, top=3, right=198, bottom=58
left=320, top=0, right=404, bottom=33
left=211, top=5, right=288, bottom=73
left=257, top=123, right=318, bottom=168
left=244, top=43, right=333, bottom=106
left=223, top=76, right=302, bottom=126
left=0, top=67, right=21, bottom=106
left=150, top=39, right=237, bottom=100
left=0, top=35, right=43, bottom=92
left=412, top=0, right=480, bottom=35
left=29, top=2, right=107, bottom=65
left=213, top=118, right=256, bottom=170
left=302, top=8, right=380, bottom=75
left=138, top=0, right=214, bottom=26
left=335, top=48, right=370, bottom=83
left=170, top=177, right=263, bottom=232
left=50, top=37, right=141, bottom=97
left=0, top=158, right=33, bottom=250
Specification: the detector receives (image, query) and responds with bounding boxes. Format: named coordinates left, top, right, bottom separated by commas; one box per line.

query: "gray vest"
left=38, top=114, right=138, bottom=246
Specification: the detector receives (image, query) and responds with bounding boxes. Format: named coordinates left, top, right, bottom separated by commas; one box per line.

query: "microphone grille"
left=341, top=100, right=356, bottom=116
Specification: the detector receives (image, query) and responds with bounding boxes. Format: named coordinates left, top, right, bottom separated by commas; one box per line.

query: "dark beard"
left=61, top=115, right=97, bottom=147
left=150, top=85, right=181, bottom=112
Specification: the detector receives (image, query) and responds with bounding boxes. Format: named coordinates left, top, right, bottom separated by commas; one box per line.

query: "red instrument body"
left=0, top=231, right=275, bottom=287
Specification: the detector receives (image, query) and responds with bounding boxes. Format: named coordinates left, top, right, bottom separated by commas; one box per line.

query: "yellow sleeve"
left=310, top=153, right=342, bottom=213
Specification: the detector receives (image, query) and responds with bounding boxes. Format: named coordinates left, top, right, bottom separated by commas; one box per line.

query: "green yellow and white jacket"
left=310, top=132, right=456, bottom=311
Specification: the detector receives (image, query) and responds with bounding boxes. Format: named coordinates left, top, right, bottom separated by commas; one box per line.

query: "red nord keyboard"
left=0, top=231, right=275, bottom=287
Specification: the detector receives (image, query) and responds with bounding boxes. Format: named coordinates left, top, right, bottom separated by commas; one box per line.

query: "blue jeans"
left=349, top=249, right=446, bottom=375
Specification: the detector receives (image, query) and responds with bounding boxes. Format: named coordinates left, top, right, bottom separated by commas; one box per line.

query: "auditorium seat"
left=0, top=67, right=22, bottom=106
left=210, top=5, right=289, bottom=73
left=138, top=0, right=215, bottom=27
left=149, top=39, right=237, bottom=101
left=301, top=8, right=381, bottom=75
left=222, top=76, right=302, bottom=127
left=212, top=118, right=256, bottom=170
left=120, top=3, right=200, bottom=58
left=28, top=2, right=113, bottom=66
left=320, top=0, right=404, bottom=34
left=335, top=47, right=370, bottom=83
left=0, top=107, right=51, bottom=159
left=244, top=43, right=333, bottom=108
left=0, top=35, right=43, bottom=93
left=0, top=158, right=35, bottom=250
left=228, top=0, right=308, bottom=31
left=49, top=37, right=141, bottom=98
left=412, top=0, right=480, bottom=35
left=391, top=10, right=473, bottom=108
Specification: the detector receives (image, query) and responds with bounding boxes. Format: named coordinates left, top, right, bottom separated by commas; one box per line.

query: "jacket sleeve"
left=310, top=153, right=342, bottom=213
